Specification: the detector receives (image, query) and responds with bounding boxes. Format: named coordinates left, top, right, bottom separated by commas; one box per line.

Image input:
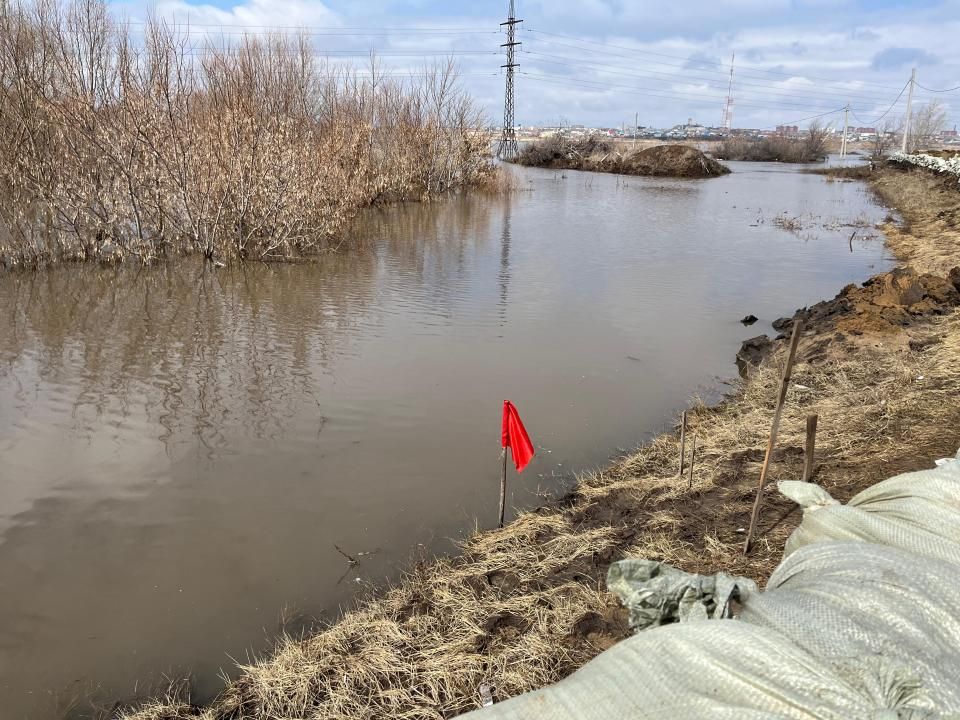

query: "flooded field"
left=0, top=162, right=893, bottom=718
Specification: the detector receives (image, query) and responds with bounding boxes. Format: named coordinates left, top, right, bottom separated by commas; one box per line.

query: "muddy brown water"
left=0, top=161, right=893, bottom=718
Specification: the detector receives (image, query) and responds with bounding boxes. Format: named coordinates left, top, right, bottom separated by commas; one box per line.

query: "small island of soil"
left=513, top=136, right=730, bottom=178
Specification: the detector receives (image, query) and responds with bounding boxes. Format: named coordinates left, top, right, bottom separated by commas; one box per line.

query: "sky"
left=106, top=0, right=960, bottom=130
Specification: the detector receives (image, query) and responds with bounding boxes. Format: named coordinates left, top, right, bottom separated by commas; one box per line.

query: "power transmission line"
left=519, top=73, right=857, bottom=114
left=849, top=78, right=910, bottom=126
left=774, top=107, right=846, bottom=127
left=523, top=28, right=907, bottom=92
left=915, top=81, right=960, bottom=93
left=496, top=0, right=521, bottom=160
left=522, top=38, right=913, bottom=105
left=123, top=21, right=493, bottom=32
left=520, top=51, right=895, bottom=109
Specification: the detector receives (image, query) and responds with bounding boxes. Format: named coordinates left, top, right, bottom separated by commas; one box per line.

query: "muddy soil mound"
left=619, top=144, right=730, bottom=178
left=739, top=266, right=960, bottom=372
left=515, top=139, right=729, bottom=178
left=789, top=266, right=960, bottom=336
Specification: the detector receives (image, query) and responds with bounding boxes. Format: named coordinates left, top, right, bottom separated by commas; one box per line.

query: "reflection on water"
left=0, top=163, right=892, bottom=718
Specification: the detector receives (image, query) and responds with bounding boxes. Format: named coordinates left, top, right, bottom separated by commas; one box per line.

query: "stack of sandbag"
left=779, top=460, right=960, bottom=563
left=459, top=618, right=937, bottom=719
left=458, top=457, right=960, bottom=719
left=738, top=541, right=960, bottom=709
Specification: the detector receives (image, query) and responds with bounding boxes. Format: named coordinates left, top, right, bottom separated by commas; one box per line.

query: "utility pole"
left=722, top=52, right=735, bottom=133
left=840, top=104, right=849, bottom=158
left=901, top=67, right=916, bottom=153
left=496, top=0, right=522, bottom=160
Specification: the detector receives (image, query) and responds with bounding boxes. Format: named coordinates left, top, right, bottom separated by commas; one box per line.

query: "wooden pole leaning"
left=743, top=319, right=804, bottom=554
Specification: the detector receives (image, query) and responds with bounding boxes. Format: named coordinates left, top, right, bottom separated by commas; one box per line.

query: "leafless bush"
left=0, top=0, right=493, bottom=266
left=904, top=101, right=947, bottom=153
left=872, top=119, right=898, bottom=158
left=715, top=123, right=830, bottom=163
left=514, top=134, right=614, bottom=169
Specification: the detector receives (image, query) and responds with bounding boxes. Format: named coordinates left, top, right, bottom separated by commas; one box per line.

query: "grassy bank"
left=119, top=163, right=960, bottom=720
left=0, top=0, right=494, bottom=267
left=514, top=136, right=729, bottom=178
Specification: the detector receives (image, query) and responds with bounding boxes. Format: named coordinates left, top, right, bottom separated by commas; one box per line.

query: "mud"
left=742, top=265, right=960, bottom=372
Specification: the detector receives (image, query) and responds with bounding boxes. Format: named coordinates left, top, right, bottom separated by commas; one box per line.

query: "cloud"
left=103, top=0, right=960, bottom=130
left=849, top=28, right=880, bottom=41
left=682, top=52, right=720, bottom=71
left=113, top=0, right=340, bottom=29
left=870, top=47, right=940, bottom=70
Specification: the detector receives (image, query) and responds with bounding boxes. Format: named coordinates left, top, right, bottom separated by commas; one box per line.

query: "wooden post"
left=677, top=411, right=687, bottom=478
left=498, top=448, right=508, bottom=528
left=802, top=414, right=818, bottom=483
left=688, top=434, right=697, bottom=490
left=743, top=319, right=804, bottom=554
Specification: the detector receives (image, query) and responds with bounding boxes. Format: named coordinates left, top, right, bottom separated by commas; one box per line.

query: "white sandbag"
left=739, top=541, right=960, bottom=710
left=457, top=621, right=940, bottom=719
left=780, top=461, right=960, bottom=563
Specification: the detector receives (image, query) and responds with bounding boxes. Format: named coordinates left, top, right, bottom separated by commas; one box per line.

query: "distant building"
left=943, top=129, right=959, bottom=138
left=775, top=125, right=799, bottom=136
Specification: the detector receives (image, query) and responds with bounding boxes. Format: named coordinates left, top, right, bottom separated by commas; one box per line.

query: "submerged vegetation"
left=514, top=136, right=730, bottom=178
left=0, top=0, right=494, bottom=267
left=714, top=124, right=831, bottom=163
left=118, top=162, right=960, bottom=719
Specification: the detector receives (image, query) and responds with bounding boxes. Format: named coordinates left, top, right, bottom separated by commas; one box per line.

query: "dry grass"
left=117, top=168, right=960, bottom=720
left=870, top=166, right=960, bottom=275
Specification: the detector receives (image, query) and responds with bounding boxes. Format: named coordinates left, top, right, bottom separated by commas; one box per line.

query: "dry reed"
left=0, top=0, right=495, bottom=267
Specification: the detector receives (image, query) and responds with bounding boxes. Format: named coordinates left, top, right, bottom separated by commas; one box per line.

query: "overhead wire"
left=915, top=81, right=960, bottom=93
left=848, top=78, right=911, bottom=126
left=520, top=49, right=906, bottom=108
left=524, top=27, right=907, bottom=92
left=519, top=72, right=854, bottom=115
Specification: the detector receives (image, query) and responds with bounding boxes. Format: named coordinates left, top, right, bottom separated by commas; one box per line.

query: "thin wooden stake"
left=688, top=433, right=697, bottom=490
left=743, top=319, right=804, bottom=554
left=498, top=448, right=508, bottom=528
left=677, top=410, right=687, bottom=478
left=802, top=414, right=818, bottom=483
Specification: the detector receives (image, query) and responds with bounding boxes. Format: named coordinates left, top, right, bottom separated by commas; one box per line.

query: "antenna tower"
left=721, top=52, right=735, bottom=133
left=496, top=0, right=522, bottom=159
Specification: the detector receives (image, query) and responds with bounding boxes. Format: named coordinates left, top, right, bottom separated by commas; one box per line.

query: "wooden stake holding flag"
left=499, top=400, right=535, bottom=528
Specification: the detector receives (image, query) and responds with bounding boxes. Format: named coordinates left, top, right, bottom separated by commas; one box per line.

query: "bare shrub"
left=0, top=0, right=492, bottom=266
left=514, top=134, right=614, bottom=169
left=904, top=101, right=947, bottom=153
left=715, top=123, right=830, bottom=163
left=872, top=119, right=898, bottom=159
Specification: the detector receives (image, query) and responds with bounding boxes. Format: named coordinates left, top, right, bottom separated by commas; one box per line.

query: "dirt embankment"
left=514, top=137, right=730, bottom=178
left=121, top=163, right=960, bottom=720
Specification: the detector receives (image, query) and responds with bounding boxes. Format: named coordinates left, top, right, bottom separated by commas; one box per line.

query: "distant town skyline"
left=106, top=0, right=960, bottom=130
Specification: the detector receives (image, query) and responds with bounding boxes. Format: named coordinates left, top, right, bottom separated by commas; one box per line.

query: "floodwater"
left=0, top=162, right=892, bottom=718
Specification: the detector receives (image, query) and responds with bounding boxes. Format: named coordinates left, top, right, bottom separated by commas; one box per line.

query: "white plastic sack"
left=780, top=460, right=960, bottom=563
left=740, top=541, right=960, bottom=710
left=457, top=621, right=941, bottom=719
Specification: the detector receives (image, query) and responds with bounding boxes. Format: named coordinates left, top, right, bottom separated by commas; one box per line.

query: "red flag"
left=501, top=400, right=535, bottom=472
